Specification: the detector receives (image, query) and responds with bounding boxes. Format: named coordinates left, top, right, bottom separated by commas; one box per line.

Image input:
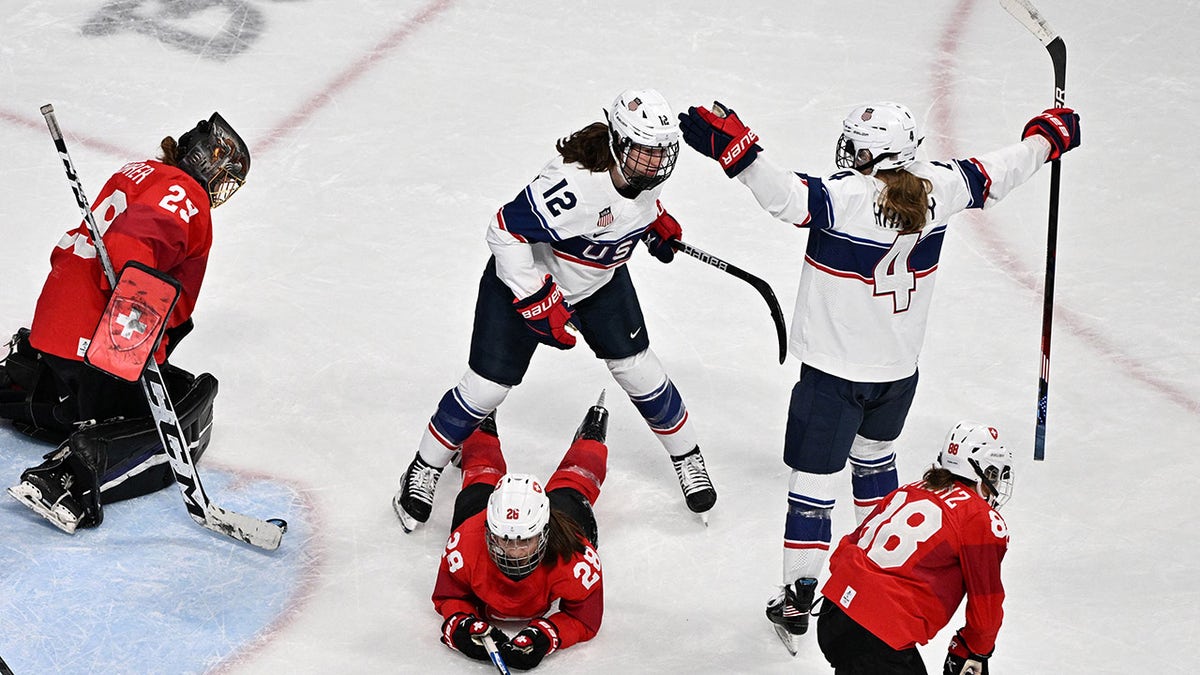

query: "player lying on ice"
left=432, top=395, right=609, bottom=670
left=0, top=113, right=250, bottom=534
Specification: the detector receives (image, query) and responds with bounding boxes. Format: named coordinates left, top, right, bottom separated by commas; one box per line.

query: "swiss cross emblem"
left=107, top=298, right=162, bottom=353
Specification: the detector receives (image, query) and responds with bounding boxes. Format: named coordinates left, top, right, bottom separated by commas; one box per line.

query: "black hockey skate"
left=393, top=454, right=444, bottom=533
left=574, top=391, right=608, bottom=443
left=766, top=577, right=817, bottom=655
left=671, top=446, right=716, bottom=521
left=7, top=462, right=86, bottom=534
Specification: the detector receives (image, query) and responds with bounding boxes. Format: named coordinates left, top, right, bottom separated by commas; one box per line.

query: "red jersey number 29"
left=159, top=185, right=200, bottom=223
left=854, top=491, right=942, bottom=569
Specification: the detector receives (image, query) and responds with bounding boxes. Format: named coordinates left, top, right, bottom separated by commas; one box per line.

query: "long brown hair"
left=157, top=136, right=181, bottom=166
left=557, top=122, right=614, bottom=173
left=543, top=509, right=587, bottom=565
left=877, top=169, right=932, bottom=234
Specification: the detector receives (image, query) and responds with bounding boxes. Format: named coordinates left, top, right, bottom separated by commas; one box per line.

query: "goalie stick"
left=1000, top=0, right=1066, bottom=461
left=40, top=104, right=287, bottom=550
left=669, top=239, right=788, bottom=364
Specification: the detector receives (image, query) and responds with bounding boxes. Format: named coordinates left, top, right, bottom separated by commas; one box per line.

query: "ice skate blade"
left=7, top=483, right=79, bottom=535
left=772, top=623, right=799, bottom=656
left=392, top=494, right=420, bottom=533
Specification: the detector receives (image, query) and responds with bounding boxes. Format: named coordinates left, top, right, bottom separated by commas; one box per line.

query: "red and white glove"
left=513, top=276, right=576, bottom=350
left=498, top=618, right=560, bottom=670
left=678, top=101, right=762, bottom=177
left=1022, top=107, right=1080, bottom=162
left=643, top=200, right=683, bottom=263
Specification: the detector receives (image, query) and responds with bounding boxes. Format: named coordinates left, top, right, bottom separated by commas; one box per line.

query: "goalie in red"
left=816, top=422, right=1014, bottom=674
left=0, top=113, right=250, bottom=534
left=433, top=395, right=608, bottom=671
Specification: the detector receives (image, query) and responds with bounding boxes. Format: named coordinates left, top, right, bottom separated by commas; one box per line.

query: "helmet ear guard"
left=176, top=112, right=250, bottom=208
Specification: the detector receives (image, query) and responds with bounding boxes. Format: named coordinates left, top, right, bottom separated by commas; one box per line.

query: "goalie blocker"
left=7, top=363, right=217, bottom=532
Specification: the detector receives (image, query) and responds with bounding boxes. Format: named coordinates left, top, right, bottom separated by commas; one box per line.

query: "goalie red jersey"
left=821, top=481, right=1008, bottom=654
left=432, top=510, right=603, bottom=650
left=29, top=160, right=213, bottom=364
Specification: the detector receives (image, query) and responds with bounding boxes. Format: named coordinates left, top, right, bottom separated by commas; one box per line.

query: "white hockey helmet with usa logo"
left=486, top=473, right=551, bottom=579
left=606, top=88, right=681, bottom=191
left=835, top=102, right=922, bottom=173
left=938, top=421, right=1014, bottom=509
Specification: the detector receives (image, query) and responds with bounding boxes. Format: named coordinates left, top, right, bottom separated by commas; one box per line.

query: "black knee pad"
left=0, top=328, right=75, bottom=443
left=68, top=370, right=218, bottom=505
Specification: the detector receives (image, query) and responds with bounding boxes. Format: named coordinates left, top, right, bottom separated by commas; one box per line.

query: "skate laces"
left=405, top=459, right=441, bottom=506
left=672, top=451, right=712, bottom=495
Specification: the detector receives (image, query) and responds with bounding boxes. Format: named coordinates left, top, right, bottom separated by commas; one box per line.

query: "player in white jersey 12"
left=394, top=89, right=717, bottom=533
left=677, top=100, right=1079, bottom=642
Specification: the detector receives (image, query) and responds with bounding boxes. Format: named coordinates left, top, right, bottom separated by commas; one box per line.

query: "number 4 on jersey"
left=873, top=233, right=919, bottom=312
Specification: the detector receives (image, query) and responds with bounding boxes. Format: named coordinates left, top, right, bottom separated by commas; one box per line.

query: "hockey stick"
left=669, top=239, right=788, bottom=364
left=1000, top=0, right=1066, bottom=461
left=481, top=635, right=512, bottom=675
left=40, top=104, right=287, bottom=550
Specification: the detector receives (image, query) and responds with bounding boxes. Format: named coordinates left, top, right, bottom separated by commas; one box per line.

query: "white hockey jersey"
left=738, top=136, right=1051, bottom=382
left=487, top=156, right=662, bottom=303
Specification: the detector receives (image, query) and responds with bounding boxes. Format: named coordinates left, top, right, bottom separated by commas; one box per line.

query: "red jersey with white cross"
left=30, top=160, right=212, bottom=364
left=432, top=511, right=603, bottom=650
left=821, top=481, right=1008, bottom=654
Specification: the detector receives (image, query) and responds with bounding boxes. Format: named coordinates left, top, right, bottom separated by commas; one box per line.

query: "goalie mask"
left=486, top=473, right=551, bottom=580
left=835, top=102, right=922, bottom=173
left=606, top=88, right=681, bottom=192
left=938, top=421, right=1014, bottom=509
left=176, top=112, right=250, bottom=208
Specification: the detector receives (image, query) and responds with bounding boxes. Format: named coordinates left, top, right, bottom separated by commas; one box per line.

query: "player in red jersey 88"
left=1, top=113, right=249, bottom=534
left=433, top=398, right=609, bottom=671
left=816, top=421, right=1014, bottom=674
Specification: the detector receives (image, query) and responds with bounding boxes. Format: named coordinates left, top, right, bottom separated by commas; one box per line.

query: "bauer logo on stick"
left=86, top=261, right=182, bottom=382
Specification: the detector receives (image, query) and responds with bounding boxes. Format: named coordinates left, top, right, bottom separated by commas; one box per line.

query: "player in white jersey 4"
left=678, top=100, right=1079, bottom=642
left=394, top=89, right=717, bottom=533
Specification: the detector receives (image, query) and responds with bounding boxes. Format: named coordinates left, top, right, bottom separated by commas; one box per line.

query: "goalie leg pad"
left=73, top=370, right=217, bottom=505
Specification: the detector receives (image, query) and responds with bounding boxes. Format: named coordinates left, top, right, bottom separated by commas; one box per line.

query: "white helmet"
left=606, top=88, right=681, bottom=191
left=835, top=102, right=922, bottom=173
left=486, top=473, right=551, bottom=579
left=938, top=421, right=1014, bottom=509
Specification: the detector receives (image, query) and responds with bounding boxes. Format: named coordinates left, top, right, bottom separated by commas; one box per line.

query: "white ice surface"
left=1, top=1, right=1198, bottom=673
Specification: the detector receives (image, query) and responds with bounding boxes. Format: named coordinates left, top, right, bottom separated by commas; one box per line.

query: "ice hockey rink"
left=1, top=0, right=1196, bottom=672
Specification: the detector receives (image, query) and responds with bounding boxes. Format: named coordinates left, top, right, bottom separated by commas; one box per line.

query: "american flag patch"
left=597, top=207, right=613, bottom=228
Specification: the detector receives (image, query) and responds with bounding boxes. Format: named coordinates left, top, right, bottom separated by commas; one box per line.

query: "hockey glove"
left=678, top=101, right=761, bottom=178
left=643, top=200, right=682, bottom=263
left=513, top=276, right=576, bottom=350
left=441, top=612, right=511, bottom=662
left=1022, top=107, right=1080, bottom=162
left=943, top=631, right=990, bottom=675
left=498, top=619, right=559, bottom=670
